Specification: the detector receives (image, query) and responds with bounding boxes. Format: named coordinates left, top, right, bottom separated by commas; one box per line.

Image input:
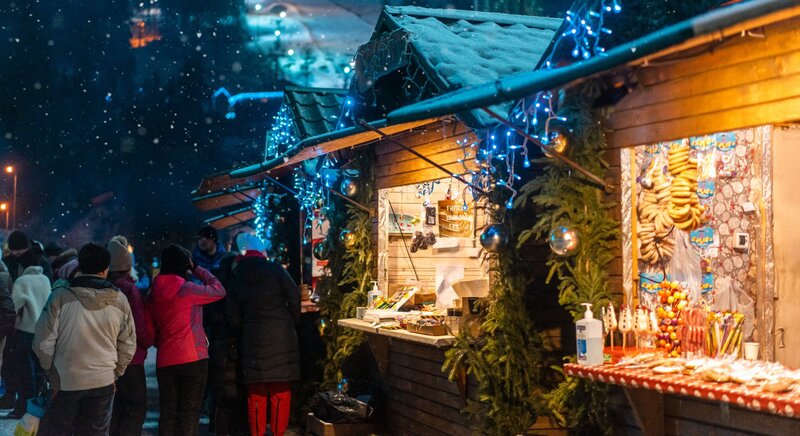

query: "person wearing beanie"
left=0, top=260, right=16, bottom=407
left=33, top=242, right=136, bottom=435
left=146, top=244, right=226, bottom=436
left=3, top=230, right=52, bottom=282
left=192, top=225, right=232, bottom=276
left=106, top=236, right=151, bottom=436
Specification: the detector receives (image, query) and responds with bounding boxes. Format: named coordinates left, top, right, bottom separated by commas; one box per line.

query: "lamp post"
left=5, top=166, right=16, bottom=230
left=0, top=203, right=7, bottom=229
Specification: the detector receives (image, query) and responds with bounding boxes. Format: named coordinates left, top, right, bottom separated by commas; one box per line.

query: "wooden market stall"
left=373, top=0, right=800, bottom=433
left=206, top=6, right=574, bottom=435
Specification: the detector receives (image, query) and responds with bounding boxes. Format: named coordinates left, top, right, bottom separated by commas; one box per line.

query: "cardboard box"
left=407, top=323, right=448, bottom=336
left=306, top=413, right=381, bottom=436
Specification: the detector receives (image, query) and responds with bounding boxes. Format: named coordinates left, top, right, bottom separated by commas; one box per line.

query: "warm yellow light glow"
left=0, top=203, right=7, bottom=211
left=4, top=166, right=12, bottom=174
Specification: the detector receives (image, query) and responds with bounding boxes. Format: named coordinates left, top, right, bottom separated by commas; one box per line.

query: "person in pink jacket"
left=145, top=244, right=226, bottom=436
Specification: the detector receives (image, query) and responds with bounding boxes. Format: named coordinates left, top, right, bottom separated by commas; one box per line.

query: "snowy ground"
left=0, top=350, right=301, bottom=435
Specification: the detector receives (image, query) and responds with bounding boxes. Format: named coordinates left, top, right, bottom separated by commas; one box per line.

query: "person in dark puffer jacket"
left=226, top=249, right=300, bottom=436
left=146, top=244, right=225, bottom=436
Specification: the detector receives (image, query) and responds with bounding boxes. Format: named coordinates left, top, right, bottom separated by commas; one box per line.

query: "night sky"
left=0, top=0, right=276, bottom=257
left=0, top=0, right=707, bottom=260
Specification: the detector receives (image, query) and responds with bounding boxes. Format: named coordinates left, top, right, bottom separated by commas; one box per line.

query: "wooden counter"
left=339, top=318, right=471, bottom=435
left=566, top=363, right=800, bottom=435
left=338, top=318, right=455, bottom=348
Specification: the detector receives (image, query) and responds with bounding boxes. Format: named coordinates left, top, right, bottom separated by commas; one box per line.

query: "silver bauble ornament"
left=316, top=317, right=330, bottom=336
left=340, top=178, right=359, bottom=198
left=479, top=224, right=511, bottom=253
left=313, top=241, right=330, bottom=261
left=548, top=225, right=579, bottom=255
left=339, top=229, right=356, bottom=250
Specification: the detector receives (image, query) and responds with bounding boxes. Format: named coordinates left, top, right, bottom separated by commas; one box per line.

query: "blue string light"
left=455, top=0, right=620, bottom=210
left=266, top=104, right=298, bottom=159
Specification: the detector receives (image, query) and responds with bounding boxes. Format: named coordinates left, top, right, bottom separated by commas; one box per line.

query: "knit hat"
left=160, top=244, right=192, bottom=276
left=78, top=242, right=111, bottom=275
left=196, top=225, right=218, bottom=242
left=44, top=242, right=64, bottom=257
left=57, top=259, right=79, bottom=280
left=7, top=230, right=30, bottom=251
left=107, top=236, right=133, bottom=273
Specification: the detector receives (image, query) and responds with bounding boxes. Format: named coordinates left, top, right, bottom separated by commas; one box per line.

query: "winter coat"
left=192, top=243, right=230, bottom=275
left=12, top=265, right=51, bottom=333
left=0, top=261, right=15, bottom=317
left=205, top=254, right=240, bottom=401
left=113, top=275, right=151, bottom=365
left=226, top=254, right=300, bottom=384
left=33, top=275, right=136, bottom=391
left=145, top=266, right=225, bottom=368
left=4, top=249, right=53, bottom=282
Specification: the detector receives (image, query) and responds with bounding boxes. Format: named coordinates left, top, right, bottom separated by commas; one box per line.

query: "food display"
left=637, top=169, right=675, bottom=264
left=654, top=281, right=688, bottom=357
left=666, top=144, right=705, bottom=232
left=707, top=311, right=745, bottom=358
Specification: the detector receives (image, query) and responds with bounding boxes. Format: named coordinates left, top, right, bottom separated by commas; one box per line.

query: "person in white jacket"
left=4, top=265, right=51, bottom=418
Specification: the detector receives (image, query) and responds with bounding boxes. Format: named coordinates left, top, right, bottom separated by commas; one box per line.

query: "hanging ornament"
left=480, top=224, right=511, bottom=253
left=277, top=243, right=289, bottom=254
left=340, top=177, right=359, bottom=198
left=339, top=229, right=356, bottom=249
left=313, top=241, right=330, bottom=261
left=316, top=317, right=330, bottom=336
left=544, top=129, right=569, bottom=158
left=549, top=225, right=580, bottom=255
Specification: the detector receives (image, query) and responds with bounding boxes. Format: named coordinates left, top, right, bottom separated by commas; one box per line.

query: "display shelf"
left=338, top=318, right=455, bottom=348
left=565, top=363, right=800, bottom=419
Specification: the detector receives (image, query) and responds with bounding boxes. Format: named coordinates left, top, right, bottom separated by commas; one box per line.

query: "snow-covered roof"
left=353, top=6, right=562, bottom=128
left=283, top=87, right=348, bottom=139
left=384, top=6, right=561, bottom=90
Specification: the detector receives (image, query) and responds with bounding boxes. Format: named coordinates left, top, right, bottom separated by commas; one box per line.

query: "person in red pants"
left=225, top=246, right=300, bottom=436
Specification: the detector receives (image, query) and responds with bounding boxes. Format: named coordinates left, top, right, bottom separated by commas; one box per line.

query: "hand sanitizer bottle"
left=367, top=281, right=382, bottom=307
left=576, top=303, right=603, bottom=366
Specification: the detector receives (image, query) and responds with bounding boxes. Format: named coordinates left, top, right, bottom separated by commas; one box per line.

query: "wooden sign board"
left=438, top=200, right=473, bottom=238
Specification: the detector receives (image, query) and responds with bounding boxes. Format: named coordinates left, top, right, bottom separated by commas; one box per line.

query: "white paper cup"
left=744, top=342, right=759, bottom=360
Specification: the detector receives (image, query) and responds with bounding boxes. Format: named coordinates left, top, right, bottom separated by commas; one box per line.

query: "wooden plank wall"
left=373, top=120, right=476, bottom=190
left=607, top=16, right=800, bottom=148
left=382, top=182, right=487, bottom=293
left=608, top=386, right=800, bottom=435
left=605, top=147, right=624, bottom=302
left=384, top=340, right=473, bottom=436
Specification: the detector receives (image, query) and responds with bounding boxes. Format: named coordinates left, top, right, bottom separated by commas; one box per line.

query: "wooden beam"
left=608, top=94, right=800, bottom=148
left=192, top=187, right=260, bottom=211
left=610, top=70, right=800, bottom=131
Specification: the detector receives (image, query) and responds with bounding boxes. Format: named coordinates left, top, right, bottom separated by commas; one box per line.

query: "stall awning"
left=386, top=0, right=800, bottom=125
left=192, top=183, right=261, bottom=212
left=229, top=117, right=439, bottom=178
left=204, top=206, right=256, bottom=230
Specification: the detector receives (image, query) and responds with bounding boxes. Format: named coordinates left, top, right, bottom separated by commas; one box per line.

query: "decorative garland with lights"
left=520, top=83, right=617, bottom=433
left=266, top=104, right=298, bottom=159
left=314, top=151, right=375, bottom=388
left=452, top=0, right=622, bottom=211
left=253, top=188, right=293, bottom=264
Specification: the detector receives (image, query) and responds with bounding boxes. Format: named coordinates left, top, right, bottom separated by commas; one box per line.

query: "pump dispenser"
left=576, top=303, right=604, bottom=366
left=367, top=281, right=382, bottom=307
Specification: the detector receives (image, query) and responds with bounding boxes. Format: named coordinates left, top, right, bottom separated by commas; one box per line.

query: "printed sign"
left=438, top=200, right=473, bottom=238
left=715, top=132, right=736, bottom=152
left=690, top=226, right=714, bottom=249
left=697, top=180, right=715, bottom=199
left=639, top=272, right=666, bottom=295
left=702, top=273, right=714, bottom=294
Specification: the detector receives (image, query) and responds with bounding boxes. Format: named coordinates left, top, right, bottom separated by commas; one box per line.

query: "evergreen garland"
left=316, top=150, right=375, bottom=388
left=517, top=83, right=618, bottom=432
left=516, top=84, right=618, bottom=320
left=443, top=200, right=549, bottom=435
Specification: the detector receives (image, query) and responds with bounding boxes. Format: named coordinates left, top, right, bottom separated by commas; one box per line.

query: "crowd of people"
left=0, top=225, right=302, bottom=436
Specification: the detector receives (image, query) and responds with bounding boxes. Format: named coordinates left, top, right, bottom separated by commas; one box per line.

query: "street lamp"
left=5, top=166, right=16, bottom=230
left=0, top=203, right=7, bottom=229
